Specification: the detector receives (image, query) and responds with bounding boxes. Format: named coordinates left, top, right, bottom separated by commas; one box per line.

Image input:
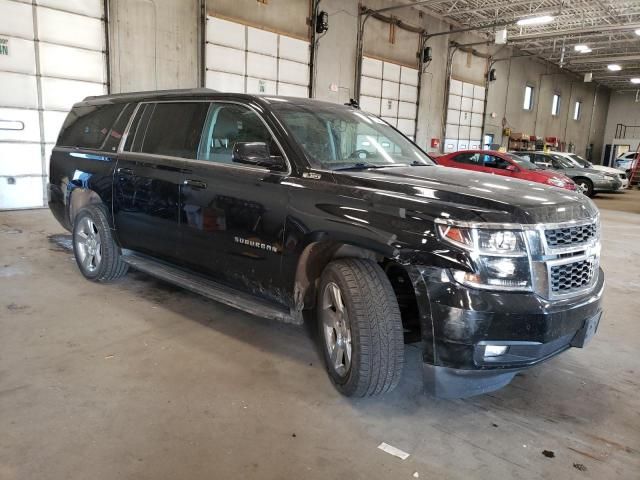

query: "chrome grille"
left=545, top=223, right=597, bottom=248
left=550, top=257, right=596, bottom=294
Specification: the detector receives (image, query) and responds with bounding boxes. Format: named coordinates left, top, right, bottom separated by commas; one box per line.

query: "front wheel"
left=317, top=259, right=404, bottom=397
left=575, top=178, right=594, bottom=197
left=72, top=204, right=128, bottom=282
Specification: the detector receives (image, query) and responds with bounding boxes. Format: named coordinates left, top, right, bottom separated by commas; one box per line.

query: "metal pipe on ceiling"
left=509, top=23, right=640, bottom=41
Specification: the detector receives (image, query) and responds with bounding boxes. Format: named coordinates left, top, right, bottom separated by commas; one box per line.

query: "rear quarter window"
left=57, top=104, right=125, bottom=149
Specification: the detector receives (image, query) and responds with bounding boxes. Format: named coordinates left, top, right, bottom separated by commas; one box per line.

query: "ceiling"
left=415, top=0, right=640, bottom=91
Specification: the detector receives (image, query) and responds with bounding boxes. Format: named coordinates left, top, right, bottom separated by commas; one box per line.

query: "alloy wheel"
left=75, top=217, right=102, bottom=273
left=320, top=282, right=352, bottom=377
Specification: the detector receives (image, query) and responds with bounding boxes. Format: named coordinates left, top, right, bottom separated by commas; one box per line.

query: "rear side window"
left=102, top=103, right=136, bottom=152
left=57, top=104, right=125, bottom=149
left=138, top=102, right=209, bottom=159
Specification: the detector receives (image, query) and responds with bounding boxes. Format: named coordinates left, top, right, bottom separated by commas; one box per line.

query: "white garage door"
left=205, top=16, right=310, bottom=98
left=444, top=78, right=485, bottom=153
left=359, top=56, right=418, bottom=140
left=0, top=0, right=106, bottom=210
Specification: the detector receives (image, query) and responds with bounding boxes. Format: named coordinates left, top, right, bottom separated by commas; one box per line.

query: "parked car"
left=553, top=152, right=628, bottom=190
left=615, top=151, right=638, bottom=183
left=436, top=149, right=577, bottom=191
left=48, top=89, right=604, bottom=399
left=514, top=151, right=622, bottom=196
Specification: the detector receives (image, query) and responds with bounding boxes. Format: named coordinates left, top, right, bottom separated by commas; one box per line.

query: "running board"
left=122, top=253, right=300, bottom=324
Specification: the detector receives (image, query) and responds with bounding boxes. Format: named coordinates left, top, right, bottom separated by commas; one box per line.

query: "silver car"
left=515, top=151, right=622, bottom=197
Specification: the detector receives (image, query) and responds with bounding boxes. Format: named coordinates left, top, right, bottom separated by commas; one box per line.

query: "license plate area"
left=571, top=312, right=602, bottom=348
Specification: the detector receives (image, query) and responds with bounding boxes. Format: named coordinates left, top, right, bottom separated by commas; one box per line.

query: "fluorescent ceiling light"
left=631, top=78, right=640, bottom=84
left=516, top=15, right=554, bottom=26
left=574, top=45, right=591, bottom=53
left=636, top=29, right=640, bottom=36
left=607, top=64, right=622, bottom=71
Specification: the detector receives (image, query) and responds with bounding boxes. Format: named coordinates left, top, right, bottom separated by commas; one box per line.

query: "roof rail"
left=82, top=87, right=219, bottom=102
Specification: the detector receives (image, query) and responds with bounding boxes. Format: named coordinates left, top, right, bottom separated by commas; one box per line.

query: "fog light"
left=484, top=345, right=508, bottom=358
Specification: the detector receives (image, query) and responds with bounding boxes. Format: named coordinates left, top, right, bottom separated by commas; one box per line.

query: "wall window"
left=552, top=94, right=561, bottom=116
left=573, top=101, right=582, bottom=120
left=523, top=85, right=534, bottom=110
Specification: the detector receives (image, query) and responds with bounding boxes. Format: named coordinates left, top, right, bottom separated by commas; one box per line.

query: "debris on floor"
left=412, top=472, right=419, bottom=478
left=542, top=450, right=555, bottom=458
left=377, top=442, right=410, bottom=460
left=573, top=463, right=588, bottom=472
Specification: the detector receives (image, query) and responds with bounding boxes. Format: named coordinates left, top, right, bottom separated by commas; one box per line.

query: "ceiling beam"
left=570, top=54, right=640, bottom=65
left=509, top=23, right=640, bottom=41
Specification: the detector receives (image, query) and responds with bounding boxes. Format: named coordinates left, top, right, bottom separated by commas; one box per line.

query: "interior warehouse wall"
left=109, top=0, right=199, bottom=92
left=485, top=55, right=610, bottom=162
left=603, top=92, right=640, bottom=145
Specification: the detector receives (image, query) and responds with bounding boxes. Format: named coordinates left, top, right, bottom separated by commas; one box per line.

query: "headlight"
left=547, top=177, right=566, bottom=187
left=437, top=224, right=532, bottom=291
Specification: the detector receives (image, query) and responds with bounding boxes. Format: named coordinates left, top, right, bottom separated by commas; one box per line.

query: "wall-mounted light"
left=607, top=64, right=622, bottom=71
left=516, top=15, right=554, bottom=26
left=315, top=11, right=328, bottom=34
left=488, top=69, right=497, bottom=81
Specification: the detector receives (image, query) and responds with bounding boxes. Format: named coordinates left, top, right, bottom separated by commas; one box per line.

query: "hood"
left=562, top=166, right=607, bottom=178
left=528, top=168, right=573, bottom=182
left=332, top=165, right=597, bottom=225
left=590, top=165, right=624, bottom=175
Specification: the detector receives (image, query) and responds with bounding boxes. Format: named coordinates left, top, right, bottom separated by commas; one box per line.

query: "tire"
left=72, top=204, right=128, bottom=282
left=317, top=258, right=404, bottom=397
left=575, top=178, right=594, bottom=197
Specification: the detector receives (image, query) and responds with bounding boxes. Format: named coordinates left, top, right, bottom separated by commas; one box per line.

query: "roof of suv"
left=80, top=88, right=338, bottom=109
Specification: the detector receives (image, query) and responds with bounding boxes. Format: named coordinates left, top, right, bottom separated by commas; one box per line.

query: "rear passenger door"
left=113, top=101, right=209, bottom=263
left=176, top=102, right=290, bottom=305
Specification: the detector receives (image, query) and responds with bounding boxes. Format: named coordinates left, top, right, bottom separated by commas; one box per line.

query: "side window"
left=199, top=104, right=283, bottom=164
left=453, top=153, right=479, bottom=165
left=139, top=102, right=209, bottom=159
left=102, top=103, right=135, bottom=152
left=483, top=155, right=510, bottom=169
left=57, top=103, right=124, bottom=149
left=518, top=153, right=532, bottom=161
left=123, top=103, right=153, bottom=152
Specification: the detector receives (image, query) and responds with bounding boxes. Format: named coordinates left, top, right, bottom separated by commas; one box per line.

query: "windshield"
left=568, top=154, right=592, bottom=168
left=270, top=102, right=434, bottom=170
left=507, top=154, right=540, bottom=170
left=550, top=154, right=576, bottom=169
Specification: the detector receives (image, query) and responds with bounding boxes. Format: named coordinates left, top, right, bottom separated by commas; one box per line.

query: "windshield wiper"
left=332, top=163, right=395, bottom=171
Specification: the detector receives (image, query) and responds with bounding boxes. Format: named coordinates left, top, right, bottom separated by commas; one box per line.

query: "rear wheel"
left=73, top=204, right=128, bottom=282
left=575, top=178, right=594, bottom=197
left=317, top=259, right=404, bottom=397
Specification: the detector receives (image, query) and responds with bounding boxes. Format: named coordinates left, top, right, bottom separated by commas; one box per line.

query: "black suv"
left=48, top=89, right=604, bottom=398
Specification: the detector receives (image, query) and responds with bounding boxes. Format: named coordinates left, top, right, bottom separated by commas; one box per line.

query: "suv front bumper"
left=408, top=266, right=604, bottom=398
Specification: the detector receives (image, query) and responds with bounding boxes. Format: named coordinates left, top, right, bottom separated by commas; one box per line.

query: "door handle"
left=117, top=167, right=134, bottom=175
left=183, top=179, right=207, bottom=189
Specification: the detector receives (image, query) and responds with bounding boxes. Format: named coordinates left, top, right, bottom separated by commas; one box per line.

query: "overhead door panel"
left=360, top=56, right=419, bottom=139
left=205, top=16, right=310, bottom=97
left=445, top=78, right=485, bottom=152
left=0, top=0, right=107, bottom=209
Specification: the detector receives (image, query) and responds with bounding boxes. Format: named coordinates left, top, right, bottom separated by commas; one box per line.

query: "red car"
left=436, top=150, right=577, bottom=191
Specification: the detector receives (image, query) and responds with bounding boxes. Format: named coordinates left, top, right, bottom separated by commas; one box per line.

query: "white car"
left=615, top=152, right=638, bottom=180
left=554, top=152, right=629, bottom=190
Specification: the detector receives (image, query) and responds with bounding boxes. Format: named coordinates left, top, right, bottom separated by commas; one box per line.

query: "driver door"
left=481, top=154, right=516, bottom=177
left=176, top=102, right=290, bottom=305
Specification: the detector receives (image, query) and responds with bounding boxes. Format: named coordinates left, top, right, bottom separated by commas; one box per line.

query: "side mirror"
left=232, top=142, right=285, bottom=171
left=506, top=164, right=518, bottom=172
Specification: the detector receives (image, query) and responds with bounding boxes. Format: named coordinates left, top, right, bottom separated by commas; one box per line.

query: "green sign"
left=0, top=38, right=8, bottom=56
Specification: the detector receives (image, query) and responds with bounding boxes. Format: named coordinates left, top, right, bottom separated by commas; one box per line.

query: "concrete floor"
left=1, top=194, right=639, bottom=480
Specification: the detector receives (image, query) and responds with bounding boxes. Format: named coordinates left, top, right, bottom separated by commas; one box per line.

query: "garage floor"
left=1, top=195, right=639, bottom=480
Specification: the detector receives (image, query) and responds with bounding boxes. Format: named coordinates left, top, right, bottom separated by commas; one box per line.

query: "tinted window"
left=57, top=104, right=124, bottom=149
left=481, top=154, right=511, bottom=169
left=199, top=104, right=282, bottom=164
left=102, top=103, right=135, bottom=152
left=139, top=102, right=209, bottom=159
left=453, top=153, right=479, bottom=165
